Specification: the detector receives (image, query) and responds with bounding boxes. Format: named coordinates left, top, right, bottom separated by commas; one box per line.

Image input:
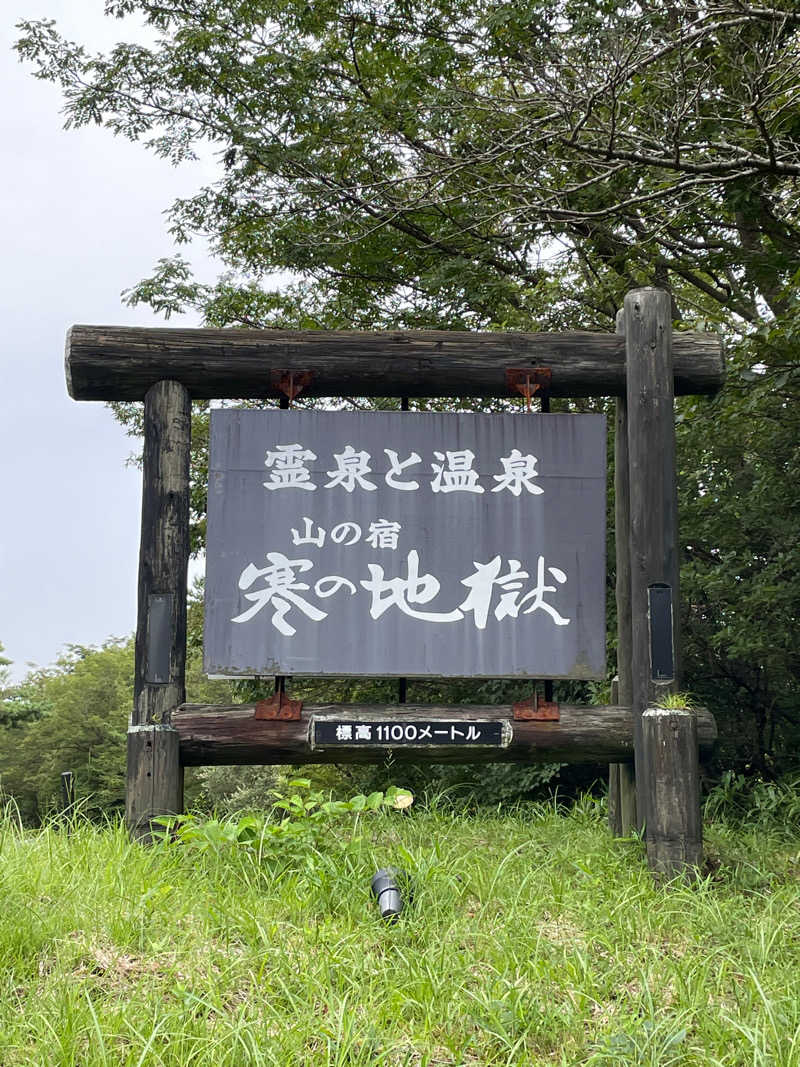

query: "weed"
left=0, top=789, right=798, bottom=1064
left=654, top=691, right=696, bottom=710
left=155, top=780, right=414, bottom=860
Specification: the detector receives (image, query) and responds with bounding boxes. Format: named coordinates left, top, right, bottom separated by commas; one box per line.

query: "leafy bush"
left=338, top=758, right=563, bottom=809
left=158, top=779, right=413, bottom=860
left=192, top=765, right=284, bottom=815
left=704, top=771, right=800, bottom=827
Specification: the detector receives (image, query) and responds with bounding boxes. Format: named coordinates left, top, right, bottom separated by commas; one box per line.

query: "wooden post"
left=609, top=310, right=637, bottom=835
left=642, top=708, right=702, bottom=877
left=608, top=685, right=637, bottom=837
left=625, top=288, right=700, bottom=873
left=60, top=770, right=75, bottom=821
left=127, top=379, right=190, bottom=839
left=126, top=725, right=183, bottom=843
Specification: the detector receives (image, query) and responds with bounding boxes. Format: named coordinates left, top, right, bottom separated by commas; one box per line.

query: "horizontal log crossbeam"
left=174, top=703, right=717, bottom=767
left=66, top=325, right=724, bottom=401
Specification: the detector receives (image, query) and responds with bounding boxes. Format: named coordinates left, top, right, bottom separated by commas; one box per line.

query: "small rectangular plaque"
left=311, top=718, right=510, bottom=749
left=648, top=583, right=674, bottom=682
left=146, top=593, right=173, bottom=684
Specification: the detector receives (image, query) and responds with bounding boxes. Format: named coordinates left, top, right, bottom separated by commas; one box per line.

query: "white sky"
left=1, top=4, right=223, bottom=681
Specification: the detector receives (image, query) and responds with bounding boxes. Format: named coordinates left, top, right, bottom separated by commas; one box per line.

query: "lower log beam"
left=174, top=703, right=717, bottom=766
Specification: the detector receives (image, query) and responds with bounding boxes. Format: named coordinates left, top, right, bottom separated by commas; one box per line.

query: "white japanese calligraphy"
left=458, top=555, right=570, bottom=627
left=314, top=575, right=357, bottom=598
left=366, top=520, right=402, bottom=550
left=516, top=557, right=571, bottom=625
left=492, top=449, right=544, bottom=496
left=290, top=517, right=325, bottom=547
left=431, top=449, right=484, bottom=494
left=232, top=548, right=570, bottom=633
left=231, top=552, right=326, bottom=634
left=384, top=449, right=421, bottom=491
left=325, top=445, right=377, bottom=492
left=330, top=522, right=362, bottom=546
left=263, top=444, right=317, bottom=491
left=458, top=557, right=530, bottom=630
left=360, top=549, right=465, bottom=623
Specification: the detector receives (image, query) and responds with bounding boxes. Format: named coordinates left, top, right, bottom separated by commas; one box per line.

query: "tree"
left=678, top=362, right=800, bottom=775
left=0, top=635, right=245, bottom=823
left=0, top=642, right=132, bottom=822
left=16, top=1, right=800, bottom=773
left=0, top=642, right=44, bottom=730
left=17, top=1, right=800, bottom=330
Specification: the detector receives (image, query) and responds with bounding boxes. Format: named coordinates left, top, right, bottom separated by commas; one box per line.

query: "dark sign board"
left=204, top=410, right=606, bottom=678
left=648, top=583, right=675, bottom=683
left=311, top=718, right=509, bottom=749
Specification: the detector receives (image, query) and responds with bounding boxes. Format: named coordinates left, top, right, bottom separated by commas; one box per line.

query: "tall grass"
left=0, top=792, right=798, bottom=1065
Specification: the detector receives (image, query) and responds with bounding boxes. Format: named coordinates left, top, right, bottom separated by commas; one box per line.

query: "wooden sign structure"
left=65, top=288, right=724, bottom=877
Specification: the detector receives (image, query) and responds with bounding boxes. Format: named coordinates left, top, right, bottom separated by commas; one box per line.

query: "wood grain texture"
left=609, top=309, right=638, bottom=835
left=65, top=325, right=724, bottom=401
left=126, top=725, right=183, bottom=842
left=642, top=708, right=703, bottom=878
left=173, top=703, right=717, bottom=767
left=133, top=381, right=191, bottom=727
left=625, top=288, right=682, bottom=829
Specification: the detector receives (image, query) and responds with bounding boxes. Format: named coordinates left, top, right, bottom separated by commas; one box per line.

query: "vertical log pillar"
left=609, top=310, right=637, bottom=836
left=625, top=289, right=700, bottom=876
left=642, top=708, right=702, bottom=876
left=127, top=725, right=183, bottom=844
left=608, top=680, right=636, bottom=834
left=127, top=379, right=190, bottom=840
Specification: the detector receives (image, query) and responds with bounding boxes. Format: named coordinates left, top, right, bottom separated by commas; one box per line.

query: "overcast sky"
left=1, top=4, right=223, bottom=681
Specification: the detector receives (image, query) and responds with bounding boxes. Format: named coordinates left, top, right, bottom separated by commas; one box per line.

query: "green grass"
left=0, top=795, right=799, bottom=1066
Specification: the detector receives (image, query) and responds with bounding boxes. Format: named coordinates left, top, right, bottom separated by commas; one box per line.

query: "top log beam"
left=65, top=325, right=724, bottom=401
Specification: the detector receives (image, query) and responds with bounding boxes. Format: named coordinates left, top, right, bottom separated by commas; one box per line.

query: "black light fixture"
left=371, top=868, right=408, bottom=921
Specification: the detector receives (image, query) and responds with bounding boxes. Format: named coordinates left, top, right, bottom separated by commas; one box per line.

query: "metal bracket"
left=272, top=371, right=313, bottom=406
left=505, top=367, right=552, bottom=413
left=254, top=678, right=303, bottom=721
left=512, top=691, right=560, bottom=722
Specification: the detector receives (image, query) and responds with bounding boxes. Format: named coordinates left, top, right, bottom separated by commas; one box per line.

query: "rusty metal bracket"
left=512, top=691, right=560, bottom=722
left=506, top=367, right=552, bottom=413
left=254, top=677, right=303, bottom=721
left=272, top=370, right=313, bottom=407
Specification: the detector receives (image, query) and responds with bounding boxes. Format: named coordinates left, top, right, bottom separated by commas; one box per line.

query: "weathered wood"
left=128, top=380, right=189, bottom=837
left=126, top=725, right=183, bottom=843
left=616, top=764, right=638, bottom=834
left=642, top=708, right=703, bottom=878
left=173, top=703, right=717, bottom=766
left=133, top=380, right=191, bottom=727
left=609, top=310, right=638, bottom=835
left=608, top=762, right=621, bottom=831
left=625, top=289, right=686, bottom=856
left=608, top=682, right=637, bottom=836
left=65, top=325, right=724, bottom=401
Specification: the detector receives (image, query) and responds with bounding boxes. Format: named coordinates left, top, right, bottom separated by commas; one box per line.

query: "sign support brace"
left=254, top=675, right=303, bottom=721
